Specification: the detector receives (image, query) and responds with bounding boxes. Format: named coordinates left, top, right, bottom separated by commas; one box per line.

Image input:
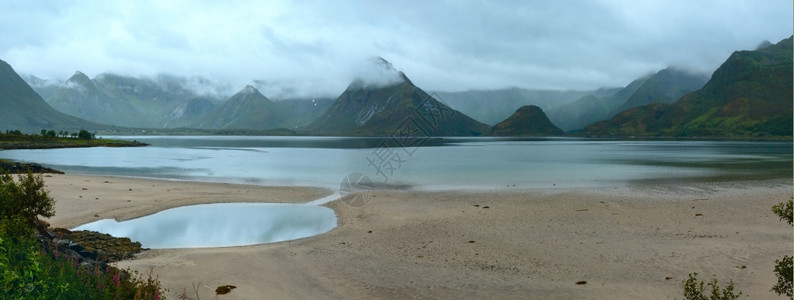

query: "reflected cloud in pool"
left=73, top=203, right=337, bottom=249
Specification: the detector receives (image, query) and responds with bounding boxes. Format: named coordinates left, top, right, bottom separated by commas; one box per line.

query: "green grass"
left=1, top=172, right=166, bottom=299
left=0, top=131, right=147, bottom=150
left=1, top=229, right=165, bottom=299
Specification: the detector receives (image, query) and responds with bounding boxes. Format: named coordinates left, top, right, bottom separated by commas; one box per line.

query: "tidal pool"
left=73, top=203, right=337, bottom=249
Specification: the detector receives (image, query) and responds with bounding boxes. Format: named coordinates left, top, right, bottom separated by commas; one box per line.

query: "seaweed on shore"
left=51, top=228, right=145, bottom=262
left=0, top=159, right=63, bottom=174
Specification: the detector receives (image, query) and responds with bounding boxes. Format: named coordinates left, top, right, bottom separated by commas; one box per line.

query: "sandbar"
left=42, top=174, right=792, bottom=299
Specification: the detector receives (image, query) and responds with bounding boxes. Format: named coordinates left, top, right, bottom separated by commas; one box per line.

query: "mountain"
left=197, top=85, right=280, bottom=129
left=0, top=59, right=102, bottom=132
left=434, top=88, right=591, bottom=125
left=307, top=59, right=490, bottom=136
left=756, top=40, right=773, bottom=50
left=583, top=36, right=793, bottom=138
left=609, top=67, right=709, bottom=116
left=27, top=73, right=335, bottom=130
left=489, top=105, right=563, bottom=136
left=275, top=97, right=334, bottom=129
left=162, top=96, right=217, bottom=127
left=545, top=95, right=621, bottom=132
left=546, top=67, right=709, bottom=132
left=547, top=75, right=650, bottom=131
left=94, top=74, right=200, bottom=118
left=20, top=75, right=62, bottom=100
left=187, top=86, right=333, bottom=130
left=28, top=73, right=227, bottom=128
left=45, top=72, right=148, bottom=127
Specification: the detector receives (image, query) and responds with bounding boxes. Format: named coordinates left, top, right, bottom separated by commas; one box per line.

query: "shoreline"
left=43, top=174, right=792, bottom=299
left=42, top=174, right=332, bottom=229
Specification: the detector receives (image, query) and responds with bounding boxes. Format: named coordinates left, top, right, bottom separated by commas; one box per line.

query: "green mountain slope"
left=92, top=74, right=222, bottom=127
left=46, top=72, right=148, bottom=127
left=546, top=94, right=622, bottom=132
left=547, top=75, right=649, bottom=131
left=307, top=66, right=490, bottom=136
left=276, top=97, right=334, bottom=129
left=583, top=36, right=793, bottom=138
left=435, top=88, right=591, bottom=125
left=0, top=60, right=102, bottom=132
left=489, top=105, right=563, bottom=136
left=36, top=73, right=225, bottom=128
left=28, top=73, right=334, bottom=130
left=197, top=85, right=281, bottom=129
left=21, top=75, right=61, bottom=100
left=610, top=67, right=709, bottom=116
left=162, top=96, right=217, bottom=127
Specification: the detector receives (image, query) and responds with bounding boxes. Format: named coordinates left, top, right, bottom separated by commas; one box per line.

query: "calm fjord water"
left=0, top=136, right=789, bottom=190
left=6, top=136, right=790, bottom=248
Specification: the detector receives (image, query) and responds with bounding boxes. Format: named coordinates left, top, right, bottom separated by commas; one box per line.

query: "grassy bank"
left=0, top=130, right=147, bottom=150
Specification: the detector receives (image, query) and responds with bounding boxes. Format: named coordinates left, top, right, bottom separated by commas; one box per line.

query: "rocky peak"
left=755, top=40, right=773, bottom=50
left=66, top=71, right=93, bottom=86
left=226, top=84, right=272, bottom=107
left=346, top=56, right=408, bottom=90
left=241, top=84, right=258, bottom=95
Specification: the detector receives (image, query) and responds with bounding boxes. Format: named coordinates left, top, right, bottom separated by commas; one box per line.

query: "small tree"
left=77, top=129, right=92, bottom=140
left=0, top=172, right=54, bottom=227
left=771, top=199, right=793, bottom=298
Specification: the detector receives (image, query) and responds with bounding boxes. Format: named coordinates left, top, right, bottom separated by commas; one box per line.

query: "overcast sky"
left=1, top=0, right=791, bottom=98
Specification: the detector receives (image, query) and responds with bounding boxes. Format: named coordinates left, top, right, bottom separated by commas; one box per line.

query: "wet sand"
left=43, top=174, right=792, bottom=299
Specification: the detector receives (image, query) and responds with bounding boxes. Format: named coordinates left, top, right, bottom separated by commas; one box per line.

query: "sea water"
left=4, top=136, right=790, bottom=248
left=0, top=136, right=789, bottom=190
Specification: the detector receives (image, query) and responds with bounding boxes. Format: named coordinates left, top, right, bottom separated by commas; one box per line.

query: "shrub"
left=772, top=256, right=793, bottom=298
left=0, top=171, right=166, bottom=299
left=771, top=199, right=793, bottom=297
left=682, top=273, right=742, bottom=300
left=0, top=172, right=54, bottom=226
left=1, top=227, right=167, bottom=299
left=772, top=199, right=793, bottom=225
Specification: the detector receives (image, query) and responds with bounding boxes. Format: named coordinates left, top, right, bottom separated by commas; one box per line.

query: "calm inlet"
left=0, top=136, right=789, bottom=190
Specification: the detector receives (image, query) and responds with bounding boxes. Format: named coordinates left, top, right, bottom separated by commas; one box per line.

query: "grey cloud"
left=0, top=0, right=791, bottom=97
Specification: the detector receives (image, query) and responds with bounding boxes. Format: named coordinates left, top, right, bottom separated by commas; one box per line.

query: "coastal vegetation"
left=0, top=129, right=147, bottom=150
left=0, top=172, right=165, bottom=299
left=681, top=198, right=794, bottom=299
left=771, top=199, right=793, bottom=297
left=681, top=273, right=741, bottom=300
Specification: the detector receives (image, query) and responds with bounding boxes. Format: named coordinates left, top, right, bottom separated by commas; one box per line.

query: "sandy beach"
left=42, top=174, right=791, bottom=299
